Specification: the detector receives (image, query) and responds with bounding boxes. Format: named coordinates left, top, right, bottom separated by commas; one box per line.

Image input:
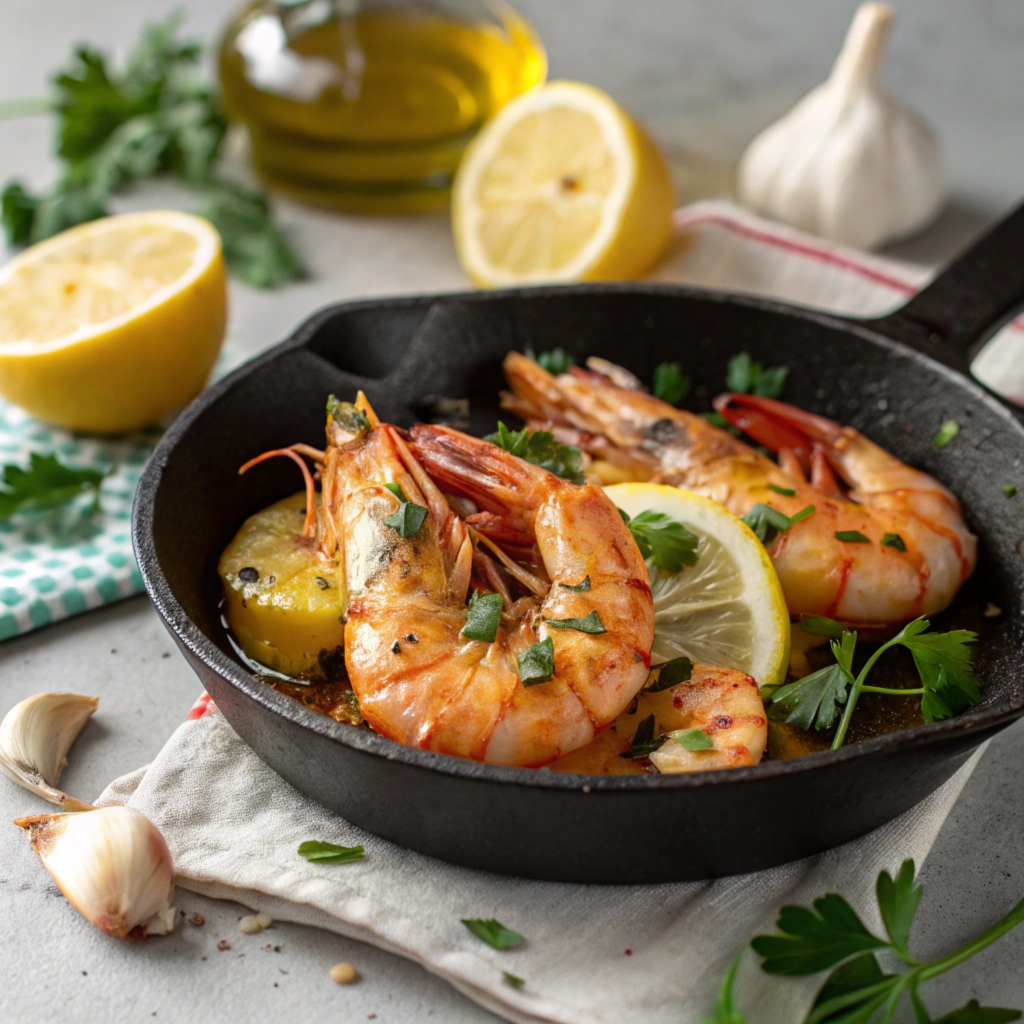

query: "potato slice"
left=219, top=493, right=346, bottom=677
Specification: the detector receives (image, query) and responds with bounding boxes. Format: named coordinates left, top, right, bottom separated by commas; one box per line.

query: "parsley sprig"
left=726, top=352, right=789, bottom=399
left=770, top=617, right=981, bottom=749
left=0, top=453, right=106, bottom=521
left=1, top=14, right=304, bottom=288
left=653, top=361, right=691, bottom=405
left=741, top=503, right=815, bottom=545
left=620, top=508, right=700, bottom=573
left=743, top=859, right=1024, bottom=1024
left=485, top=422, right=585, bottom=485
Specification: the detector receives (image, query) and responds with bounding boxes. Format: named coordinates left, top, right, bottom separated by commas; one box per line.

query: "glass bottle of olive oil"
left=219, top=0, right=546, bottom=213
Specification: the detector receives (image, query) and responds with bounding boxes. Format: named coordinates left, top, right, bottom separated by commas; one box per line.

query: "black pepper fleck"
left=238, top=567, right=259, bottom=583
left=315, top=576, right=330, bottom=590
left=405, top=633, right=418, bottom=643
left=391, top=641, right=401, bottom=654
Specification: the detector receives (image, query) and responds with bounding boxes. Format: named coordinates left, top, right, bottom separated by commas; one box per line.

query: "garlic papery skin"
left=14, top=806, right=176, bottom=938
left=0, top=693, right=98, bottom=812
left=736, top=2, right=945, bottom=249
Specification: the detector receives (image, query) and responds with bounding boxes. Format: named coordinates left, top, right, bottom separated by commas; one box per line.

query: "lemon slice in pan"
left=606, top=482, right=790, bottom=689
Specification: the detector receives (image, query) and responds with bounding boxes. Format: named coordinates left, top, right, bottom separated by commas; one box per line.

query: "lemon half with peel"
left=452, top=81, right=675, bottom=287
left=0, top=210, right=227, bottom=433
left=607, top=482, right=790, bottom=689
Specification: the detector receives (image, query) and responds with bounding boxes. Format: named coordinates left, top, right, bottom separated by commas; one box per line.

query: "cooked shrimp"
left=641, top=664, right=767, bottom=773
left=501, top=351, right=977, bottom=631
left=320, top=403, right=655, bottom=767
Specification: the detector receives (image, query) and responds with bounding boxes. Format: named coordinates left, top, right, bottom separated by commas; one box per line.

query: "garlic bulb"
left=15, top=806, right=176, bottom=938
left=0, top=693, right=98, bottom=811
left=736, top=2, right=945, bottom=249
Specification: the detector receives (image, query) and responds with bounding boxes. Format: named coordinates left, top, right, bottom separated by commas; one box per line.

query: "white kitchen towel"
left=98, top=703, right=985, bottom=1024
left=97, top=202, right=1016, bottom=1024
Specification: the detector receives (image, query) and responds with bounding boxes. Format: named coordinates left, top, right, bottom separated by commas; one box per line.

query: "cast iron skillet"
left=134, top=202, right=1024, bottom=884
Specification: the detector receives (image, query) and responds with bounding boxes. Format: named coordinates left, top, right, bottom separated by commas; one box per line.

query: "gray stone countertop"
left=1, top=2, right=1023, bottom=1021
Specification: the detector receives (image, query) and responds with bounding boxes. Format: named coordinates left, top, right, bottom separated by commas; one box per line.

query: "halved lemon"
left=452, top=81, right=675, bottom=287
left=0, top=210, right=227, bottom=433
left=606, top=482, right=790, bottom=689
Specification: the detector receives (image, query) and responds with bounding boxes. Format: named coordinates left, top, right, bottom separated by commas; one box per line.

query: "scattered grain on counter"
left=330, top=962, right=359, bottom=985
left=239, top=916, right=262, bottom=934
left=190, top=913, right=205, bottom=927
left=256, top=912, right=273, bottom=929
left=984, top=603, right=1003, bottom=618
left=217, top=940, right=231, bottom=951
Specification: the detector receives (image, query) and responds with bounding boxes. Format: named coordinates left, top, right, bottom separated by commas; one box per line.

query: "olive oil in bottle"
left=219, top=1, right=546, bottom=213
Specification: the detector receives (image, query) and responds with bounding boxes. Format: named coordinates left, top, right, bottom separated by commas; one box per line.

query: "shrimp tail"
left=712, top=393, right=837, bottom=466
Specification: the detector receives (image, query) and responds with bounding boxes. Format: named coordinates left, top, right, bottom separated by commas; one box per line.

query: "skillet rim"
left=132, top=281, right=1024, bottom=793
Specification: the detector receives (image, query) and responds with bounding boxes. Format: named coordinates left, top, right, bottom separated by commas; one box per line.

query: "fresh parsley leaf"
left=622, top=508, right=700, bottom=573
left=673, top=728, right=714, bottom=751
left=835, top=530, right=870, bottom=543
left=502, top=971, right=526, bottom=990
left=933, top=1000, right=1022, bottom=1024
left=0, top=453, right=106, bottom=521
left=876, top=859, right=923, bottom=956
left=484, top=422, right=585, bottom=485
left=741, top=503, right=815, bottom=545
left=798, top=616, right=846, bottom=639
left=769, top=631, right=856, bottom=731
left=518, top=638, right=554, bottom=686
left=882, top=532, right=907, bottom=551
left=384, top=482, right=407, bottom=501
left=934, top=420, right=960, bottom=449
left=461, top=918, right=523, bottom=950
left=768, top=483, right=797, bottom=497
left=808, top=951, right=894, bottom=1024
left=727, top=352, right=789, bottom=398
left=892, top=619, right=981, bottom=724
left=559, top=576, right=591, bottom=592
left=653, top=361, right=690, bottom=405
left=545, top=610, right=606, bottom=634
left=383, top=499, right=429, bottom=538
left=297, top=840, right=365, bottom=864
left=1002, top=485, right=1017, bottom=498
left=533, top=347, right=576, bottom=375
left=752, top=893, right=887, bottom=975
left=196, top=180, right=305, bottom=288
left=646, top=655, right=693, bottom=692
left=701, top=953, right=747, bottom=1024
left=621, top=713, right=662, bottom=759
left=462, top=591, right=503, bottom=643
left=1, top=182, right=39, bottom=246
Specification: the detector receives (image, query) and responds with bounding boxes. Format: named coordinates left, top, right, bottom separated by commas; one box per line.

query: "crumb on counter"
left=330, top=961, right=359, bottom=985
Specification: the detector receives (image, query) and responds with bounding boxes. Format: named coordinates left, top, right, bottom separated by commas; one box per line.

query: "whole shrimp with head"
left=501, top=352, right=976, bottom=633
left=317, top=395, right=655, bottom=768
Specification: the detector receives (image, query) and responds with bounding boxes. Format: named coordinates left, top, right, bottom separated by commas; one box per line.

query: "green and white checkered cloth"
left=0, top=398, right=158, bottom=640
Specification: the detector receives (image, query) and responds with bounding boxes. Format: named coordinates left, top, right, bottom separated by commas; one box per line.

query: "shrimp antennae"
left=238, top=448, right=317, bottom=538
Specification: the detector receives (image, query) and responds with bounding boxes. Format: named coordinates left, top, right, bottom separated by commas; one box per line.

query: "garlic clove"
left=736, top=2, right=945, bottom=249
left=0, top=693, right=98, bottom=812
left=14, top=806, right=176, bottom=938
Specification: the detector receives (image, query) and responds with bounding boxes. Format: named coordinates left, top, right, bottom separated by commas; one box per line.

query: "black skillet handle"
left=864, top=199, right=1024, bottom=372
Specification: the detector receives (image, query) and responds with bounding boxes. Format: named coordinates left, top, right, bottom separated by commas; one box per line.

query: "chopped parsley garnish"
left=673, top=728, right=714, bottom=752
left=741, top=503, right=815, bottom=545
left=620, top=713, right=662, bottom=759
left=383, top=489, right=428, bottom=538
left=652, top=361, right=690, bottom=405
left=559, top=576, right=591, bottom=592
left=484, top=422, right=585, bottom=484
left=297, top=840, right=365, bottom=864
left=518, top=638, right=554, bottom=686
left=545, top=610, right=606, bottom=634
left=834, top=530, right=870, bottom=543
left=933, top=419, right=960, bottom=449
left=768, top=617, right=981, bottom=748
left=502, top=971, right=526, bottom=990
left=461, top=918, right=524, bottom=950
left=530, top=347, right=576, bottom=375
left=620, top=508, right=700, bottom=573
left=461, top=591, right=503, bottom=643
left=726, top=352, right=789, bottom=398
left=767, top=483, right=797, bottom=497
left=327, top=395, right=370, bottom=432
left=384, top=481, right=407, bottom=501
left=0, top=453, right=106, bottom=521
left=646, top=655, right=693, bottom=692
left=881, top=532, right=906, bottom=551
left=1002, top=484, right=1017, bottom=498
